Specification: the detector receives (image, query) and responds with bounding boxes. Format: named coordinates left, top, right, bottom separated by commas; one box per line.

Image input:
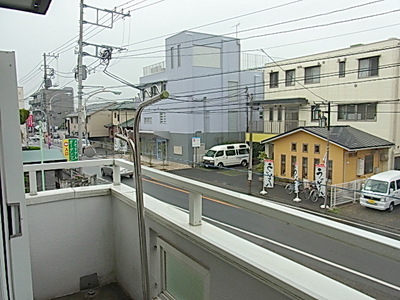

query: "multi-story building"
left=29, top=87, right=74, bottom=133
left=139, top=30, right=264, bottom=164
left=259, top=38, right=400, bottom=171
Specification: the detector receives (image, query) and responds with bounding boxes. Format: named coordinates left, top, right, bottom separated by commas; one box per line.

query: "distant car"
left=101, top=165, right=134, bottom=178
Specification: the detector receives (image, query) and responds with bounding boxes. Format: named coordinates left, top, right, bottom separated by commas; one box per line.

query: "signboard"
left=263, top=159, right=274, bottom=188
left=315, top=164, right=326, bottom=197
left=192, top=137, right=201, bottom=148
left=26, top=114, right=33, bottom=127
left=68, top=139, right=78, bottom=161
left=114, top=138, right=127, bottom=152
left=62, top=139, right=69, bottom=160
left=62, top=139, right=78, bottom=161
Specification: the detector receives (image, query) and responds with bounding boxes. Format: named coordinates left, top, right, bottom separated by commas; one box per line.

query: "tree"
left=19, top=108, right=30, bottom=125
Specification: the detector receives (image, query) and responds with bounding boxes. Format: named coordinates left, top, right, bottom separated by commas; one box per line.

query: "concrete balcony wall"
left=24, top=159, right=396, bottom=299
left=26, top=186, right=115, bottom=300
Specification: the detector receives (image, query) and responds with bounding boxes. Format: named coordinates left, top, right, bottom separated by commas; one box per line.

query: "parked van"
left=359, top=170, right=400, bottom=212
left=203, top=143, right=249, bottom=168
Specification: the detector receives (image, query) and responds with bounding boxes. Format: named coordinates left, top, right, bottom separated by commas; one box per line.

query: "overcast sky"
left=1, top=0, right=399, bottom=105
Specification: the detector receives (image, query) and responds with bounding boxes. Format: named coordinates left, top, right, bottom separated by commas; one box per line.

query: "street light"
left=78, top=89, right=122, bottom=156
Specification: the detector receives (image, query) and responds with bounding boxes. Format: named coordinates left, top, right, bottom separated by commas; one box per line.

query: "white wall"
left=27, top=189, right=114, bottom=299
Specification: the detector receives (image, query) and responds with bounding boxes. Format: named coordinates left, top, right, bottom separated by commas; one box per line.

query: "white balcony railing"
left=23, top=159, right=399, bottom=299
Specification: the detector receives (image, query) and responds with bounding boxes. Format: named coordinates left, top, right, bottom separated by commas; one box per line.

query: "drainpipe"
left=115, top=90, right=169, bottom=300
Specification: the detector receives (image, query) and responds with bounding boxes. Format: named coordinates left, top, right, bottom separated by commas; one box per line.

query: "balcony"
left=263, top=120, right=306, bottom=134
left=21, top=159, right=397, bottom=299
left=143, top=61, right=166, bottom=77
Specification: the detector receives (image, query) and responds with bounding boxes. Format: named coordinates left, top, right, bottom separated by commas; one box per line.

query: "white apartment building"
left=260, top=38, right=400, bottom=169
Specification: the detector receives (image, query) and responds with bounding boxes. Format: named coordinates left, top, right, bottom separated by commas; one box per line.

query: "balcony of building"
left=263, top=120, right=306, bottom=134
left=21, top=158, right=397, bottom=299
left=143, top=61, right=166, bottom=77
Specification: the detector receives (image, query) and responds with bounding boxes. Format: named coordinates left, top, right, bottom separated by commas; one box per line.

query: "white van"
left=203, top=143, right=249, bottom=168
left=359, top=170, right=400, bottom=212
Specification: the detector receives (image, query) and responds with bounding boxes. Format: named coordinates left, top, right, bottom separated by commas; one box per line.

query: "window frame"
left=157, top=237, right=210, bottom=300
left=358, top=56, right=379, bottom=78
left=269, top=71, right=279, bottom=88
left=339, top=61, right=346, bottom=78
left=304, top=65, right=321, bottom=84
left=285, top=69, right=295, bottom=86
left=291, top=142, right=297, bottom=152
left=160, top=112, right=167, bottom=124
left=337, top=103, right=377, bottom=121
left=364, top=154, right=374, bottom=174
left=314, top=144, right=320, bottom=154
left=281, top=154, right=286, bottom=176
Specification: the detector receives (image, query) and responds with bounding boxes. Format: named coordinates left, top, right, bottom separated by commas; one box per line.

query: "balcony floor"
left=52, top=282, right=132, bottom=300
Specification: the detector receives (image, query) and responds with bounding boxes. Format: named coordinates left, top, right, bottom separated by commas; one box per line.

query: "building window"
left=158, top=238, right=209, bottom=300
left=302, top=143, right=308, bottom=153
left=281, top=154, right=286, bottom=176
left=160, top=112, right=166, bottom=124
left=170, top=47, right=174, bottom=69
left=313, top=158, right=320, bottom=180
left=358, top=56, right=379, bottom=78
left=285, top=69, right=295, bottom=86
left=304, top=66, right=321, bottom=84
left=302, top=157, right=308, bottom=179
left=314, top=144, right=320, bottom=154
left=144, top=117, right=152, bottom=124
left=311, top=105, right=319, bottom=121
left=177, top=44, right=181, bottom=67
left=291, top=142, right=297, bottom=152
left=338, top=103, right=377, bottom=121
left=364, top=155, right=374, bottom=174
left=291, top=156, right=297, bottom=177
left=339, top=61, right=346, bottom=77
left=269, top=72, right=279, bottom=88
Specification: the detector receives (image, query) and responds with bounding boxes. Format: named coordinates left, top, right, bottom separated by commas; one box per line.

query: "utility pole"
left=77, top=0, right=84, bottom=157
left=247, top=89, right=254, bottom=195
left=43, top=53, right=48, bottom=135
left=77, top=0, right=130, bottom=157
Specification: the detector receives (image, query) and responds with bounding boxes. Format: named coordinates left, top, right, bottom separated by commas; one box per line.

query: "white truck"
left=203, top=143, right=250, bottom=168
left=359, top=170, right=400, bottom=212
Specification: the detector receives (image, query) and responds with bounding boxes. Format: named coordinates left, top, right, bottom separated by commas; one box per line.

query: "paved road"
left=86, top=166, right=400, bottom=299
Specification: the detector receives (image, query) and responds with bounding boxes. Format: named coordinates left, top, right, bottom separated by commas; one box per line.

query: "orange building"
left=260, top=126, right=393, bottom=185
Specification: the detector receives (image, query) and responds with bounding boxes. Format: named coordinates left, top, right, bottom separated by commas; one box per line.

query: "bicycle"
left=303, top=183, right=320, bottom=202
left=285, top=181, right=304, bottom=195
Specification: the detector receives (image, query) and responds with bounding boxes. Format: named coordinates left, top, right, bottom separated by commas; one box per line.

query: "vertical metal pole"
left=247, top=93, right=253, bottom=195
left=39, top=121, right=45, bottom=191
left=77, top=0, right=84, bottom=158
left=116, top=91, right=169, bottom=300
left=322, top=102, right=331, bottom=209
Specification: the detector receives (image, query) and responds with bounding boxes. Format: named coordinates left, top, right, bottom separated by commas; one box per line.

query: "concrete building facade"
left=139, top=30, right=264, bottom=164
left=259, top=38, right=400, bottom=170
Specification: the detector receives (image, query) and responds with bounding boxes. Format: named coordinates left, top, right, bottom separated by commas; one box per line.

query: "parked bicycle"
left=285, top=181, right=321, bottom=202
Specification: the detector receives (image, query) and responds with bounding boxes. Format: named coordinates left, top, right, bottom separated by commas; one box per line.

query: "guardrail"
left=23, top=158, right=400, bottom=262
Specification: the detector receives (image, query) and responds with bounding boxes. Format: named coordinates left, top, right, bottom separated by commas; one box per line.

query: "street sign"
left=192, top=137, right=201, bottom=148
left=62, top=139, right=69, bottom=160
left=69, top=139, right=78, bottom=161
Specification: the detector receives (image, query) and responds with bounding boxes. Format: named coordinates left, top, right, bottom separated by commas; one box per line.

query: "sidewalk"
left=168, top=165, right=400, bottom=235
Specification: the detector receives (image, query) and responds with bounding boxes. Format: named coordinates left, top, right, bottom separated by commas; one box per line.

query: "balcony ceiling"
left=0, top=0, right=52, bottom=14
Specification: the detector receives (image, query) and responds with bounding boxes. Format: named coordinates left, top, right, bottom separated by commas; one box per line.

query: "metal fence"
left=330, top=178, right=366, bottom=207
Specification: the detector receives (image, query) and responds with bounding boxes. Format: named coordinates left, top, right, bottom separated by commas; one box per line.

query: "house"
left=259, top=38, right=400, bottom=170
left=66, top=102, right=115, bottom=139
left=105, top=101, right=139, bottom=138
left=138, top=30, right=264, bottom=163
left=261, top=126, right=393, bottom=184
